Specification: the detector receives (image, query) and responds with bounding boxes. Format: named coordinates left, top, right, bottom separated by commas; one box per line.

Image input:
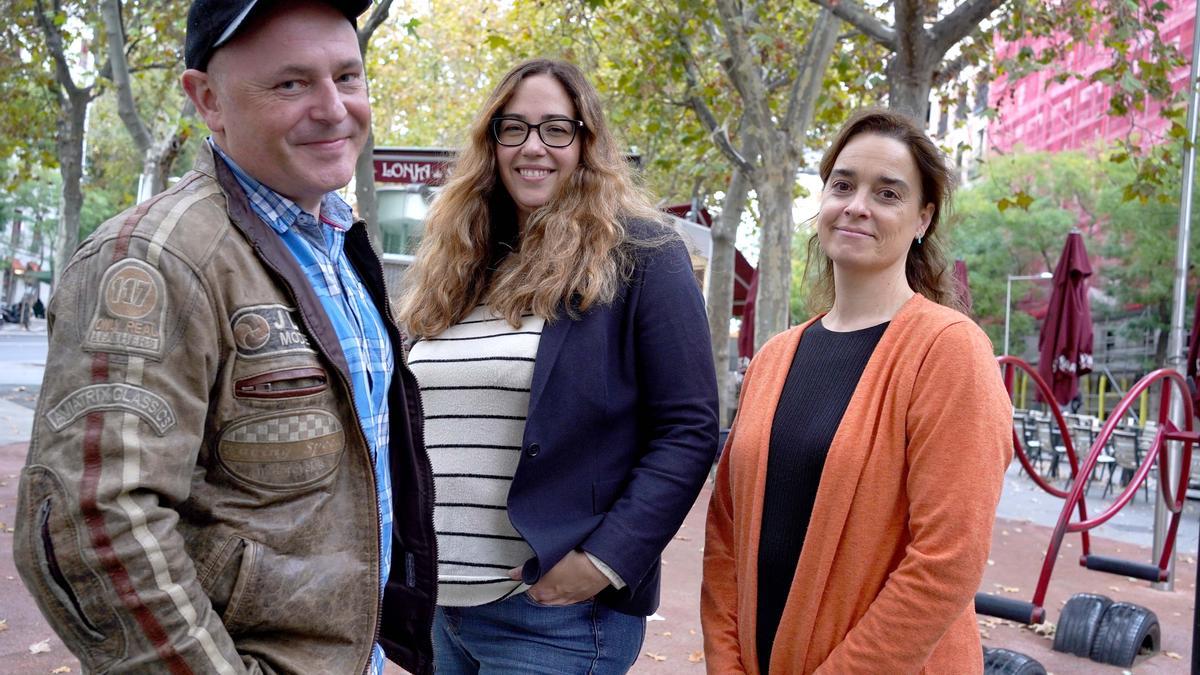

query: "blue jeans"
left=433, top=593, right=645, bottom=674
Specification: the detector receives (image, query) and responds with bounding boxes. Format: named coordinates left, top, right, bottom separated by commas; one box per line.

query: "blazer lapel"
left=527, top=313, right=572, bottom=419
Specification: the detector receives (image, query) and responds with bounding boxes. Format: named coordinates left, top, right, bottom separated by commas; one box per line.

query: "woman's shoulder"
left=620, top=217, right=692, bottom=275
left=899, top=295, right=997, bottom=362
left=622, top=215, right=674, bottom=240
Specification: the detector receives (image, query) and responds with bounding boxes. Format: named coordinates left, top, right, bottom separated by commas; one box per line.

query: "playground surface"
left=0, top=440, right=1195, bottom=674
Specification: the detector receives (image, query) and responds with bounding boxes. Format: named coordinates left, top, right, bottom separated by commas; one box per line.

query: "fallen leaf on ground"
left=52, top=667, right=72, bottom=674
left=644, top=652, right=667, bottom=662
left=673, top=535, right=691, bottom=541
left=688, top=651, right=705, bottom=663
left=689, top=629, right=696, bottom=635
left=1165, top=651, right=1182, bottom=659
left=1108, top=586, right=1121, bottom=592
left=662, top=631, right=672, bottom=637
left=0, top=619, right=6, bottom=633
left=29, top=639, right=51, bottom=654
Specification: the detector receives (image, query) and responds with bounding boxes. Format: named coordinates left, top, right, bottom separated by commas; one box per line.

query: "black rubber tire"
left=1088, top=601, right=1161, bottom=667
left=983, top=647, right=1048, bottom=675
left=1052, top=593, right=1112, bottom=657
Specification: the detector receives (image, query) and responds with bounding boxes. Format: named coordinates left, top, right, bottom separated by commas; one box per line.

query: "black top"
left=756, top=319, right=888, bottom=673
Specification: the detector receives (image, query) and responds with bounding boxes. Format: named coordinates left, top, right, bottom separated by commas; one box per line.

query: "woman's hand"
left=509, top=550, right=610, bottom=606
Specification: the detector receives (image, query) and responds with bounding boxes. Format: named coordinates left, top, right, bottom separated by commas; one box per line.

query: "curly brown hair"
left=396, top=59, right=668, bottom=338
left=805, top=108, right=961, bottom=313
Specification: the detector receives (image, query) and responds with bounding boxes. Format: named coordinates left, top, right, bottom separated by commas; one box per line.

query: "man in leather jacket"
left=13, top=1, right=437, bottom=672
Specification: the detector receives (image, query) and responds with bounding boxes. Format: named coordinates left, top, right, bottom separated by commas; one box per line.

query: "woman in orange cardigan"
left=701, top=109, right=1013, bottom=674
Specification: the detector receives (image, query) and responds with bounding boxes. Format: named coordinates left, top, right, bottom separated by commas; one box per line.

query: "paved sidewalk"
left=2, top=443, right=1195, bottom=674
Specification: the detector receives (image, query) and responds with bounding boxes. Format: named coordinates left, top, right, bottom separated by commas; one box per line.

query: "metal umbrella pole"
left=1172, top=6, right=1200, bottom=675
left=1165, top=0, right=1200, bottom=603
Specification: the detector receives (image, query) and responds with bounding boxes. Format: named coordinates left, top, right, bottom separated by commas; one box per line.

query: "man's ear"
left=180, top=69, right=224, bottom=134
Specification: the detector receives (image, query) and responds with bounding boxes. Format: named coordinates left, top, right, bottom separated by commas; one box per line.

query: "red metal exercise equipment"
left=974, top=356, right=1196, bottom=626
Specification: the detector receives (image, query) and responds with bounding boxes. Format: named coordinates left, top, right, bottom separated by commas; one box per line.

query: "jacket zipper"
left=250, top=248, right=383, bottom=675
left=365, top=243, right=439, bottom=675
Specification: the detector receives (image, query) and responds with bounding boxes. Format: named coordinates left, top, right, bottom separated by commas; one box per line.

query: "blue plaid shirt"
left=212, top=142, right=393, bottom=675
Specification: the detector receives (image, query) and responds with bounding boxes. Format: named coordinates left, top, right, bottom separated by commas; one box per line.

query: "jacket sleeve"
left=817, top=322, right=1012, bottom=672
left=700, top=409, right=751, bottom=674
left=13, top=238, right=254, bottom=674
left=579, top=239, right=720, bottom=591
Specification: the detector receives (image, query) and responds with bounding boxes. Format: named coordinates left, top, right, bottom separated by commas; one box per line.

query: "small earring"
left=916, top=235, right=923, bottom=245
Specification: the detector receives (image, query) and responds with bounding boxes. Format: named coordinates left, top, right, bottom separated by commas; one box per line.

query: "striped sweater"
left=407, top=305, right=543, bottom=606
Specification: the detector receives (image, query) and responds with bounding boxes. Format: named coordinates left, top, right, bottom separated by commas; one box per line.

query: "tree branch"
left=101, top=0, right=153, bottom=155
left=932, top=51, right=969, bottom=87
left=677, top=31, right=754, bottom=173
left=34, top=0, right=84, bottom=99
left=358, top=0, right=394, bottom=53
left=783, top=7, right=839, bottom=158
left=713, top=0, right=773, bottom=133
left=809, top=0, right=895, bottom=50
left=929, top=0, right=1004, bottom=59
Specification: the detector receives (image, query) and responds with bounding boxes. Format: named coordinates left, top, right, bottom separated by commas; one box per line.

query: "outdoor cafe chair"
left=1105, top=428, right=1150, bottom=502
left=1012, top=411, right=1045, bottom=476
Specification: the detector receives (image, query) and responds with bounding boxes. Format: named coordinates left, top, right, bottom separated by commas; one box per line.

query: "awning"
left=663, top=204, right=755, bottom=318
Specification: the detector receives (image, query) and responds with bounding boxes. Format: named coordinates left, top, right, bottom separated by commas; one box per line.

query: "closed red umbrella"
left=952, top=259, right=973, bottom=314
left=737, top=269, right=759, bottom=360
left=1037, top=231, right=1094, bottom=406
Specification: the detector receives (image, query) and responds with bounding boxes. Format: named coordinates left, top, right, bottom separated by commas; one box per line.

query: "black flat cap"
left=186, top=0, right=372, bottom=71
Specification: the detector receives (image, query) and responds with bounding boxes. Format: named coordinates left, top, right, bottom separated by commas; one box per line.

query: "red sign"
left=372, top=147, right=454, bottom=185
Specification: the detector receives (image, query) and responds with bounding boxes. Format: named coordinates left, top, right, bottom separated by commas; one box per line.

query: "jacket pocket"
left=214, top=536, right=261, bottom=634
left=216, top=409, right=345, bottom=490
left=234, top=367, right=328, bottom=400
left=16, top=466, right=126, bottom=668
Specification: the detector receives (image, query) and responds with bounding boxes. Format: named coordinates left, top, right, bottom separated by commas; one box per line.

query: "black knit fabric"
left=756, top=319, right=888, bottom=673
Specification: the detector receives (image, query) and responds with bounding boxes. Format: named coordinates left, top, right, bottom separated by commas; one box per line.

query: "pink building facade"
left=988, top=2, right=1194, bottom=154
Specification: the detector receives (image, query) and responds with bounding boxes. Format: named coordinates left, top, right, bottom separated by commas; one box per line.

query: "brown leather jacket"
left=13, top=147, right=437, bottom=674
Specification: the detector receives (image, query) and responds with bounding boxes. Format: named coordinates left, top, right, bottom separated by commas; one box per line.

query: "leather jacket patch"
left=43, top=384, right=177, bottom=435
left=217, top=410, right=344, bottom=489
left=83, top=259, right=167, bottom=360
left=231, top=304, right=316, bottom=358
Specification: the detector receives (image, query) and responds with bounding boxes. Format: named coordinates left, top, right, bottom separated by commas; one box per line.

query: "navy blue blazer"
left=508, top=232, right=719, bottom=617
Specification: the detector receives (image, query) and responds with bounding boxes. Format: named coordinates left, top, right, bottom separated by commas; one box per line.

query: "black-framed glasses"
left=491, top=117, right=584, bottom=148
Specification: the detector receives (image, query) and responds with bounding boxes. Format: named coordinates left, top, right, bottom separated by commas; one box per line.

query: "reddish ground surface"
left=1, top=440, right=1194, bottom=674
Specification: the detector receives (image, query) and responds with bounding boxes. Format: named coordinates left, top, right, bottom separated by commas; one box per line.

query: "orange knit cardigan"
left=701, top=294, right=1013, bottom=674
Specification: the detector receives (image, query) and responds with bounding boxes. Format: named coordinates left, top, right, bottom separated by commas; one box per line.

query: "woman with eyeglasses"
left=396, top=58, right=718, bottom=673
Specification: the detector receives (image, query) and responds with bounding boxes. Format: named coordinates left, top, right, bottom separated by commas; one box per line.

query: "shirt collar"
left=209, top=139, right=354, bottom=234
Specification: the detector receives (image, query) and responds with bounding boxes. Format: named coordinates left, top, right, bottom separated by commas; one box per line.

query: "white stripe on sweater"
left=409, top=305, right=544, bottom=606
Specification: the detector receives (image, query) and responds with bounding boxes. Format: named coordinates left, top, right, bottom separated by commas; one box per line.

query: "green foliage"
left=0, top=163, right=60, bottom=249
left=0, top=0, right=79, bottom=184
left=950, top=145, right=1197, bottom=362
left=992, top=0, right=1187, bottom=204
